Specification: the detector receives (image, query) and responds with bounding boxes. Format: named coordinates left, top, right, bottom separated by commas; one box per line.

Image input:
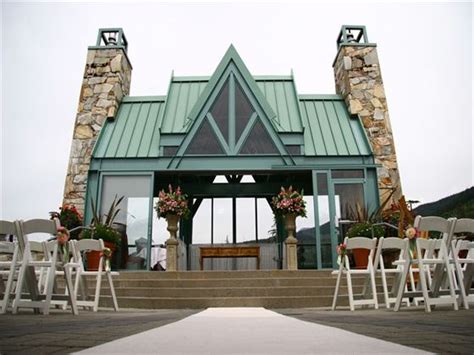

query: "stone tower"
left=333, top=25, right=402, bottom=204
left=63, top=28, right=132, bottom=214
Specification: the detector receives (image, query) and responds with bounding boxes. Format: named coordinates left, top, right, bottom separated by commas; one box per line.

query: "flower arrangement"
left=336, top=242, right=348, bottom=267
left=101, top=247, right=112, bottom=271
left=56, top=226, right=70, bottom=262
left=404, top=225, right=420, bottom=258
left=50, top=205, right=83, bottom=240
left=272, top=186, right=307, bottom=217
left=155, top=185, right=190, bottom=219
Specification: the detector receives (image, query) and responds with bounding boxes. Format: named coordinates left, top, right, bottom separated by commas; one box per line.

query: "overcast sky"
left=1, top=1, right=472, bottom=221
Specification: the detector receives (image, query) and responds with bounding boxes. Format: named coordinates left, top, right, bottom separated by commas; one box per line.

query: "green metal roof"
left=93, top=97, right=165, bottom=158
left=299, top=95, right=372, bottom=156
left=92, top=46, right=372, bottom=159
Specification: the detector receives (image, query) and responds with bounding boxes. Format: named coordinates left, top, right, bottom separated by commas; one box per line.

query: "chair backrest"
left=346, top=237, right=376, bottom=250
left=414, top=215, right=456, bottom=245
left=453, top=218, right=474, bottom=234
left=16, top=219, right=58, bottom=252
left=29, top=241, right=45, bottom=253
left=0, top=220, right=16, bottom=237
left=374, top=237, right=409, bottom=270
left=0, top=242, right=16, bottom=254
left=74, top=239, right=104, bottom=253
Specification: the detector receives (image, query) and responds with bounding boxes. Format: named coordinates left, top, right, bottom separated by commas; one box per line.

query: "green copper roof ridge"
left=299, top=94, right=344, bottom=101
left=186, top=45, right=276, bottom=122
left=122, top=95, right=166, bottom=102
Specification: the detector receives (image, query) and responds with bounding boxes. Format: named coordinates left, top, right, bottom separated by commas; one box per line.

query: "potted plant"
left=155, top=185, right=190, bottom=238
left=271, top=186, right=307, bottom=238
left=81, top=195, right=123, bottom=271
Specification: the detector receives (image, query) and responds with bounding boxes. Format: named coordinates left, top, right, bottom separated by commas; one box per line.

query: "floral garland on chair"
left=56, top=226, right=70, bottom=263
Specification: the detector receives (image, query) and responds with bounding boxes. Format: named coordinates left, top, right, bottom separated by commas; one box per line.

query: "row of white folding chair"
left=450, top=218, right=474, bottom=309
left=373, top=237, right=412, bottom=309
left=0, top=220, right=20, bottom=314
left=4, top=219, right=78, bottom=315
left=69, top=239, right=119, bottom=312
left=332, top=237, right=378, bottom=311
left=394, top=216, right=459, bottom=312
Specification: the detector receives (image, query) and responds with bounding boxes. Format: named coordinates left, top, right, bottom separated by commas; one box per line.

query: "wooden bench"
left=199, top=246, right=260, bottom=270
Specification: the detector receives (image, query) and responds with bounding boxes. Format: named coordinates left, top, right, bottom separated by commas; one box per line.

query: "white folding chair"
left=374, top=237, right=411, bottom=309
left=12, top=219, right=77, bottom=315
left=394, top=216, right=457, bottom=312
left=70, top=239, right=119, bottom=312
left=451, top=218, right=474, bottom=309
left=332, top=237, right=378, bottom=311
left=0, top=220, right=20, bottom=314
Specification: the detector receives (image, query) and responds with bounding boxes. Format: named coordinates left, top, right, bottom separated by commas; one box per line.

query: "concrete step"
left=99, top=295, right=344, bottom=309
left=102, top=285, right=359, bottom=298
left=63, top=270, right=393, bottom=309
left=117, top=270, right=333, bottom=279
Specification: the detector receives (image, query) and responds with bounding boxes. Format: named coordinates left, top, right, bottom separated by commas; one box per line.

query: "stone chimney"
left=333, top=25, right=402, bottom=205
left=63, top=28, right=132, bottom=214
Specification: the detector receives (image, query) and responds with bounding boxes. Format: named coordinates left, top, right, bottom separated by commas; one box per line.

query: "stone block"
left=86, top=50, right=96, bottom=65
left=364, top=50, right=379, bottom=65
left=373, top=84, right=385, bottom=98
left=93, top=83, right=114, bottom=94
left=74, top=125, right=94, bottom=139
left=349, top=99, right=363, bottom=114
left=88, top=77, right=106, bottom=85
left=77, top=112, right=93, bottom=125
left=97, top=99, right=113, bottom=108
left=110, top=54, right=122, bottom=72
left=343, top=56, right=352, bottom=70
left=373, top=109, right=385, bottom=120
left=370, top=98, right=383, bottom=108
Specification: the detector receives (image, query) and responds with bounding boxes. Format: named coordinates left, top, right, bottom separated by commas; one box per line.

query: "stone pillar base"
left=165, top=237, right=179, bottom=272
left=285, top=236, right=298, bottom=270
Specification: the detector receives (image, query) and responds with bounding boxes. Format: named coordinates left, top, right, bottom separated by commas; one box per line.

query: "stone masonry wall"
left=63, top=48, right=132, bottom=214
left=334, top=45, right=402, bottom=204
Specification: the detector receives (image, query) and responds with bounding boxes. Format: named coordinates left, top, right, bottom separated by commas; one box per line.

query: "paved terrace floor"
left=0, top=307, right=473, bottom=354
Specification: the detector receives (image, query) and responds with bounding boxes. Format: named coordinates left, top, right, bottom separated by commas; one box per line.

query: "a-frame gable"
left=171, top=45, right=293, bottom=167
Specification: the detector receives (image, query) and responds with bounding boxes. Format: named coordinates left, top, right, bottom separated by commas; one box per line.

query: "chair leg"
left=443, top=250, right=458, bottom=311
left=107, top=271, right=119, bottom=311
left=331, top=265, right=343, bottom=311
left=417, top=260, right=431, bottom=313
left=369, top=263, right=378, bottom=310
left=346, top=271, right=355, bottom=311
left=394, top=260, right=410, bottom=312
left=380, top=264, right=390, bottom=309
left=64, top=265, right=78, bottom=315
left=93, top=270, right=102, bottom=312
left=12, top=262, right=28, bottom=314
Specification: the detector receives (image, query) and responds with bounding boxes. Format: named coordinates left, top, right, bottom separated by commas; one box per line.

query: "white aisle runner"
left=77, top=308, right=430, bottom=354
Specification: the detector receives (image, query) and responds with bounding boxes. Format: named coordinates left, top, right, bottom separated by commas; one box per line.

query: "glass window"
left=186, top=120, right=224, bottom=154
left=239, top=120, right=279, bottom=155
left=192, top=198, right=212, bottom=244
left=210, top=80, right=229, bottom=142
left=296, top=196, right=316, bottom=269
left=331, top=170, right=364, bottom=179
left=163, top=146, right=178, bottom=157
left=285, top=145, right=300, bottom=155
left=235, top=82, right=254, bottom=141
left=100, top=175, right=151, bottom=270
left=213, top=198, right=232, bottom=244
left=256, top=198, right=274, bottom=242
left=334, top=183, right=365, bottom=242
left=236, top=198, right=256, bottom=243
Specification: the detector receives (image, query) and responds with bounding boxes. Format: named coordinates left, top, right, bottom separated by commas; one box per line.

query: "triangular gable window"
left=239, top=120, right=279, bottom=155
left=235, top=81, right=253, bottom=142
left=186, top=120, right=224, bottom=154
left=210, top=79, right=230, bottom=143
left=182, top=58, right=285, bottom=157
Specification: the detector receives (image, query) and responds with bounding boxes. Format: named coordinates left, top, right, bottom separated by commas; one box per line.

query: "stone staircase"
left=97, top=270, right=378, bottom=309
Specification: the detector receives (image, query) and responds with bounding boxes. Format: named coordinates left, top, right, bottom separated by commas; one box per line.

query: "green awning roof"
left=93, top=78, right=372, bottom=159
